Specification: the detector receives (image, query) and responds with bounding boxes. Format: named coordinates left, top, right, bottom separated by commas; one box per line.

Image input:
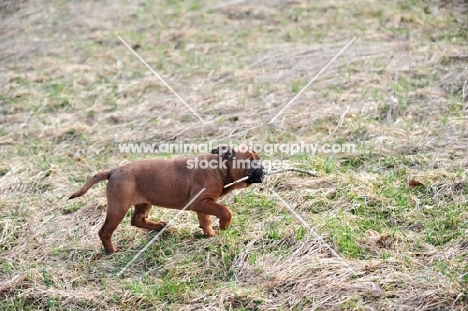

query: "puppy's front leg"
left=192, top=200, right=233, bottom=235
left=197, top=213, right=216, bottom=237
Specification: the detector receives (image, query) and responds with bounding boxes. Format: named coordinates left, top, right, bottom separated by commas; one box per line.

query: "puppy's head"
left=211, top=144, right=265, bottom=185
left=210, top=145, right=236, bottom=160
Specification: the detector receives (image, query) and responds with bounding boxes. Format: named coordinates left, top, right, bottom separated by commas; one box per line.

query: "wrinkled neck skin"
left=214, top=155, right=251, bottom=197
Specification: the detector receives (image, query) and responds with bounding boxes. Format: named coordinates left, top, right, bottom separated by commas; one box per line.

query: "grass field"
left=1, top=0, right=467, bottom=310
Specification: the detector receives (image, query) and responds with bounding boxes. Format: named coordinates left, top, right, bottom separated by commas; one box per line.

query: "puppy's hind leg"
left=99, top=189, right=132, bottom=253
left=131, top=203, right=167, bottom=231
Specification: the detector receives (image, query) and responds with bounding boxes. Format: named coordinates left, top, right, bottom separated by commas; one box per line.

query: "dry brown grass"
left=1, top=0, right=467, bottom=310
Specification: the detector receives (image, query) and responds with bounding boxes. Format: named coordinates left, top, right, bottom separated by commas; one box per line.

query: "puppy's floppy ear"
left=211, top=145, right=236, bottom=159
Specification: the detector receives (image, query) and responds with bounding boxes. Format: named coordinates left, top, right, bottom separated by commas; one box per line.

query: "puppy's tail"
left=69, top=170, right=113, bottom=199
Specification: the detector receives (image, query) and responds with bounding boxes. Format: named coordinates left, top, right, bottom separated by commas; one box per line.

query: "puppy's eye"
left=249, top=157, right=254, bottom=161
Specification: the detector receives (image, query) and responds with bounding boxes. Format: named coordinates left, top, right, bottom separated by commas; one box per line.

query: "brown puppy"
left=69, top=145, right=264, bottom=253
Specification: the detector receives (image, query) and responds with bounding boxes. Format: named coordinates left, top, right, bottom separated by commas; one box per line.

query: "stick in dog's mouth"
left=223, top=168, right=318, bottom=188
left=265, top=168, right=317, bottom=177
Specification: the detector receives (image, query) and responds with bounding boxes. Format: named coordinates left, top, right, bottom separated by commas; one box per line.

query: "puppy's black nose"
left=245, top=166, right=265, bottom=183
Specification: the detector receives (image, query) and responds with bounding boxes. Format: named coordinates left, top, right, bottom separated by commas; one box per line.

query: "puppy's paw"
left=104, top=247, right=121, bottom=254
left=203, top=229, right=218, bottom=237
left=152, top=221, right=168, bottom=231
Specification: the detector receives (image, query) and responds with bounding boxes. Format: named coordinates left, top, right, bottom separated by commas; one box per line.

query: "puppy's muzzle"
left=244, top=160, right=265, bottom=183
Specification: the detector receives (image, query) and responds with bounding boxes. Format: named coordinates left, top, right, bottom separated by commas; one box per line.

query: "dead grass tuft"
left=1, top=0, right=467, bottom=309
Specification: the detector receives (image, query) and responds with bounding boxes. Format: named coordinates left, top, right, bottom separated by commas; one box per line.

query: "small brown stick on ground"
left=0, top=274, right=24, bottom=292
